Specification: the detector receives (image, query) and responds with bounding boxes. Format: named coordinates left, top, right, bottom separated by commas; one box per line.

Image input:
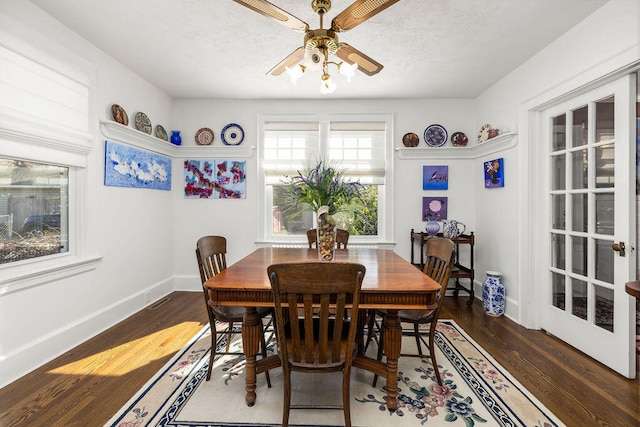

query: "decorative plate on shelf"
left=477, top=123, right=492, bottom=143
left=424, top=124, right=448, bottom=147
left=221, top=123, right=245, bottom=146
left=111, top=104, right=128, bottom=126
left=195, top=127, right=214, bottom=145
left=402, top=132, right=419, bottom=147
left=135, top=112, right=152, bottom=134
left=155, top=125, right=168, bottom=141
left=451, top=131, right=468, bottom=147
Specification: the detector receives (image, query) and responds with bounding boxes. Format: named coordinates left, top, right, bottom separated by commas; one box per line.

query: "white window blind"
left=258, top=114, right=393, bottom=243
left=263, top=120, right=386, bottom=183
left=329, top=121, right=386, bottom=184
left=263, top=122, right=319, bottom=184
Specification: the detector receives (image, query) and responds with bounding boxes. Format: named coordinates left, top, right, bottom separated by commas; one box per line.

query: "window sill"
left=255, top=240, right=396, bottom=250
left=0, top=255, right=103, bottom=296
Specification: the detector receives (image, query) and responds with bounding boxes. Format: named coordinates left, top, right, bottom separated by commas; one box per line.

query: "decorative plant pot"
left=170, top=130, right=182, bottom=145
left=425, top=218, right=440, bottom=236
left=482, top=271, right=505, bottom=316
left=316, top=206, right=336, bottom=261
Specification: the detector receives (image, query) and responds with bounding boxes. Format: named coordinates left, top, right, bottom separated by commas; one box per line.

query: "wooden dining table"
left=204, top=247, right=440, bottom=411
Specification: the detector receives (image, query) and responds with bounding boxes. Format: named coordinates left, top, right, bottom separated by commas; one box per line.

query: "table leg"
left=356, top=309, right=367, bottom=355
left=242, top=307, right=260, bottom=407
left=382, top=309, right=401, bottom=411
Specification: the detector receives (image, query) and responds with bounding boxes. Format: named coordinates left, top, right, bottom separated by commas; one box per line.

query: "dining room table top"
left=204, top=247, right=440, bottom=309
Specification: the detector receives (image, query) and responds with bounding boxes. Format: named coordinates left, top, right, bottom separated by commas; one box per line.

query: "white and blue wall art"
left=104, top=140, right=172, bottom=190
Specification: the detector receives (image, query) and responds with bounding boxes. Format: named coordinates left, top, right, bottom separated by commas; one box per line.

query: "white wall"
left=0, top=2, right=175, bottom=387
left=0, top=0, right=638, bottom=388
left=473, top=0, right=640, bottom=325
left=171, top=98, right=476, bottom=294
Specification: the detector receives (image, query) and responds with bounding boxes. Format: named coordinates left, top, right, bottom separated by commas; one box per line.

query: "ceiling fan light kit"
left=233, top=0, right=400, bottom=94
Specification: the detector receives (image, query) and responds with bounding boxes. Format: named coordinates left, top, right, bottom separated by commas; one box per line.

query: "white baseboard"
left=173, top=274, right=202, bottom=292
left=0, top=278, right=174, bottom=388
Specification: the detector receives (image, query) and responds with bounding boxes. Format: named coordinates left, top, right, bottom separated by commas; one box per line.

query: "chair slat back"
left=423, top=237, right=456, bottom=303
left=268, top=262, right=365, bottom=369
left=336, top=229, right=350, bottom=249
left=307, top=228, right=350, bottom=249
left=306, top=229, right=317, bottom=248
left=196, top=236, right=227, bottom=282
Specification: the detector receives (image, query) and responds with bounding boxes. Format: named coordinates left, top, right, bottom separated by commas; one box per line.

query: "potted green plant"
left=283, top=160, right=363, bottom=260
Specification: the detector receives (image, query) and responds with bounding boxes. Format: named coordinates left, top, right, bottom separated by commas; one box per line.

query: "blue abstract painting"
left=484, top=157, right=504, bottom=188
left=104, top=140, right=172, bottom=190
left=423, top=165, right=449, bottom=190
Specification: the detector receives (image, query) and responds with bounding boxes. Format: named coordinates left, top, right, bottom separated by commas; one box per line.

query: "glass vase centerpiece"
left=282, top=160, right=363, bottom=261
left=316, top=205, right=337, bottom=261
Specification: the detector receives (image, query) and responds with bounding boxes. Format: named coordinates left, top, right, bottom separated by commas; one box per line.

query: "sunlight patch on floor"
left=47, top=321, right=203, bottom=376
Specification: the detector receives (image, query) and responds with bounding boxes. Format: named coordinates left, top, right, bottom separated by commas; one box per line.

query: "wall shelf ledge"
left=100, top=121, right=255, bottom=159
left=395, top=132, right=517, bottom=159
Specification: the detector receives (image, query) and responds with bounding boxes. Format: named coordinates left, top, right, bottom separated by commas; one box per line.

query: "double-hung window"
left=258, top=114, right=393, bottom=246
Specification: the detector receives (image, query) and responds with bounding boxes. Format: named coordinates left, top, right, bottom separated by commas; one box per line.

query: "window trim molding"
left=0, top=22, right=99, bottom=288
left=0, top=254, right=102, bottom=296
left=256, top=113, right=394, bottom=245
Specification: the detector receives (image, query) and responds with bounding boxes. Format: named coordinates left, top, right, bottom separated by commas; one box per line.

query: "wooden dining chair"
left=371, top=237, right=455, bottom=386
left=307, top=228, right=350, bottom=249
left=196, top=236, right=272, bottom=386
left=336, top=228, right=350, bottom=249
left=267, top=262, right=366, bottom=427
left=306, top=229, right=317, bottom=248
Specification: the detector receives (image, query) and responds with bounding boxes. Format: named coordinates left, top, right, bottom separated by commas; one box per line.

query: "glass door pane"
left=541, top=75, right=635, bottom=378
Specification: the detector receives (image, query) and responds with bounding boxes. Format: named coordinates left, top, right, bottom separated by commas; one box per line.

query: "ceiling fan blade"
left=232, top=0, right=309, bottom=32
left=267, top=46, right=306, bottom=76
left=331, top=0, right=400, bottom=32
left=336, top=43, right=383, bottom=76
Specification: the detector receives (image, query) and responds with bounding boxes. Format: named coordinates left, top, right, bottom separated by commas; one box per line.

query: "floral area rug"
left=105, top=320, right=564, bottom=427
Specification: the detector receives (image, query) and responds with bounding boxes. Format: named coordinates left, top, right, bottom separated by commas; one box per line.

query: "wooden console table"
left=411, top=229, right=475, bottom=305
left=625, top=281, right=640, bottom=299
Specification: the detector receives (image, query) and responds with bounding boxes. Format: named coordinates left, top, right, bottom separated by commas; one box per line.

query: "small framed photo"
left=422, top=196, right=448, bottom=220
left=423, top=165, right=448, bottom=190
left=484, top=158, right=504, bottom=188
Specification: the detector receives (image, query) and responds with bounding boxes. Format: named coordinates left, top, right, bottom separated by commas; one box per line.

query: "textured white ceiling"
left=30, top=0, right=609, bottom=99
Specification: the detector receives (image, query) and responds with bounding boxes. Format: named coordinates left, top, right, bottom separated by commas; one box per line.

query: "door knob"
left=612, top=242, right=626, bottom=257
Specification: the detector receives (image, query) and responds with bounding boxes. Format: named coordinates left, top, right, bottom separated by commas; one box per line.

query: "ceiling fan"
left=232, top=0, right=400, bottom=92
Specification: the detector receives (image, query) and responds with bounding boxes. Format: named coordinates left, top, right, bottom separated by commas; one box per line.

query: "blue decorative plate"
left=221, top=123, right=244, bottom=146
left=424, top=124, right=448, bottom=147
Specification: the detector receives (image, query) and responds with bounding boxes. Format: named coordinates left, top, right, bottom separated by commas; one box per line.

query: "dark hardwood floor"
left=440, top=297, right=640, bottom=427
left=0, top=291, right=638, bottom=426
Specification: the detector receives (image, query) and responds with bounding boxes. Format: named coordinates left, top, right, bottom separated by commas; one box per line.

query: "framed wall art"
left=104, top=140, right=171, bottom=190
left=422, top=196, right=448, bottom=221
left=423, top=165, right=448, bottom=190
left=484, top=157, right=504, bottom=188
left=184, top=159, right=246, bottom=199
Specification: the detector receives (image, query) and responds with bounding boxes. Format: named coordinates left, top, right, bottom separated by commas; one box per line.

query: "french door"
left=539, top=75, right=636, bottom=378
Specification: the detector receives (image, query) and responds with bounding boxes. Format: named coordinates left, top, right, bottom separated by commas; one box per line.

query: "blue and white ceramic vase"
left=425, top=218, right=440, bottom=236
left=482, top=271, right=505, bottom=316
left=170, top=130, right=182, bottom=145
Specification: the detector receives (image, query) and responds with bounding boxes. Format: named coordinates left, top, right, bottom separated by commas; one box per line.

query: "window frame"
left=256, top=113, right=394, bottom=247
left=0, top=25, right=100, bottom=294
